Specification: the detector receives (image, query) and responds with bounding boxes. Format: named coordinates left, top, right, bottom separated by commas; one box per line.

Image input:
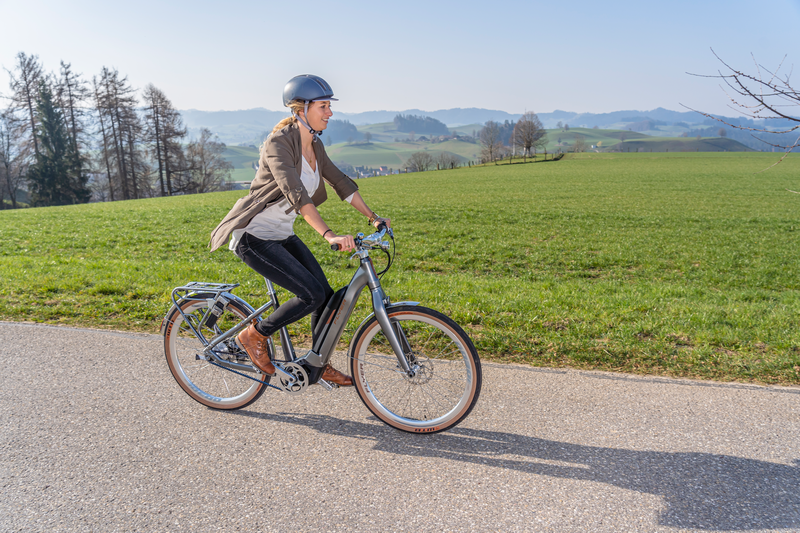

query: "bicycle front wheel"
left=164, top=294, right=268, bottom=410
left=349, top=306, right=481, bottom=434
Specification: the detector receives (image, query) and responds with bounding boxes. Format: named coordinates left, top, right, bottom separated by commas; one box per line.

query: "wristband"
left=323, top=229, right=333, bottom=238
left=368, top=212, right=379, bottom=224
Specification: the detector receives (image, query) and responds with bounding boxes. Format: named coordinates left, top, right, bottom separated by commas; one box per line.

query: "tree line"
left=393, top=114, right=450, bottom=135
left=478, top=112, right=548, bottom=163
left=0, top=52, right=232, bottom=208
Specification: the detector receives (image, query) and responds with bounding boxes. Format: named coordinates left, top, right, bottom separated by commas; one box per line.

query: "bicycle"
left=161, top=225, right=481, bottom=434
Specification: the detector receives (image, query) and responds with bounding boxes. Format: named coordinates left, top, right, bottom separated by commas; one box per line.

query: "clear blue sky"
left=1, top=0, right=799, bottom=117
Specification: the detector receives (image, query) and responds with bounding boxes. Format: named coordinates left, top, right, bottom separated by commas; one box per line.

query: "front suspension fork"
left=371, top=288, right=415, bottom=376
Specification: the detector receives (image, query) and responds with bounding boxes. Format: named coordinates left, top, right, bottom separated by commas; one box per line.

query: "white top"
left=229, top=157, right=320, bottom=251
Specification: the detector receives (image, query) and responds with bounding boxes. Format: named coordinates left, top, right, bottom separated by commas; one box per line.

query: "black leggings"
left=236, top=233, right=333, bottom=341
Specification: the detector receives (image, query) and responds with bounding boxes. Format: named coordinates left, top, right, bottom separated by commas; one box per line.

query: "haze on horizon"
left=2, top=0, right=799, bottom=118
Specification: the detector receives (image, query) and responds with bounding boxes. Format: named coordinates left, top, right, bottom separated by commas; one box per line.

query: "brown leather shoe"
left=321, top=364, right=353, bottom=387
left=236, top=324, right=275, bottom=375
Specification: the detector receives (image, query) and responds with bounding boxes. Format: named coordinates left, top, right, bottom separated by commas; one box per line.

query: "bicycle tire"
left=349, top=305, right=481, bottom=434
left=164, top=293, right=268, bottom=410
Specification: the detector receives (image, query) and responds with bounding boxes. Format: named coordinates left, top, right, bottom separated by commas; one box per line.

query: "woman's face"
left=302, top=101, right=333, bottom=131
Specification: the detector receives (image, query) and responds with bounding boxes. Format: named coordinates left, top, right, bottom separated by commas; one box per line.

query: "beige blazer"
left=209, top=122, right=358, bottom=252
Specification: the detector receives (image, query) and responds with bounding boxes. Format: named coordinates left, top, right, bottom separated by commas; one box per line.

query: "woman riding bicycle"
left=209, top=75, right=390, bottom=386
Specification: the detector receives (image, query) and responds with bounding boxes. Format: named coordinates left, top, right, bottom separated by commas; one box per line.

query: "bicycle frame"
left=295, top=248, right=418, bottom=375
left=165, top=232, right=419, bottom=383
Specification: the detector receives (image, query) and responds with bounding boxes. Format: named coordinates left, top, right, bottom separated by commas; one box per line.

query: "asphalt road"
left=1, top=321, right=799, bottom=532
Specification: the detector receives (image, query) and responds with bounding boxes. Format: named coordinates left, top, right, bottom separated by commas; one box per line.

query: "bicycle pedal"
left=317, top=378, right=339, bottom=391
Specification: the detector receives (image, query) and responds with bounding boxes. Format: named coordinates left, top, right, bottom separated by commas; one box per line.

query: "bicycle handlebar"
left=330, top=222, right=390, bottom=251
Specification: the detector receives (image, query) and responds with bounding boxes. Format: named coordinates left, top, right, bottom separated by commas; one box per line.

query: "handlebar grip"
left=330, top=244, right=340, bottom=251
left=377, top=221, right=388, bottom=232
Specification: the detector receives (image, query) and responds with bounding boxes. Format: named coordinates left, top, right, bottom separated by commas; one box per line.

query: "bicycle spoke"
left=350, top=307, right=481, bottom=433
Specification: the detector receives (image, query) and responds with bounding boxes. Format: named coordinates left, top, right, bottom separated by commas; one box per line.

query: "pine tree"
left=55, top=62, right=90, bottom=194
left=27, top=84, right=90, bottom=206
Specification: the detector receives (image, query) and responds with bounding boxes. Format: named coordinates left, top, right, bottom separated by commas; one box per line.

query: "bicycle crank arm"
left=272, top=363, right=298, bottom=384
left=273, top=362, right=309, bottom=395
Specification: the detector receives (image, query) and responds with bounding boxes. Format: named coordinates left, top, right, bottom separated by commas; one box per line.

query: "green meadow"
left=1, top=152, right=798, bottom=384
left=326, top=138, right=480, bottom=168
left=223, top=128, right=749, bottom=180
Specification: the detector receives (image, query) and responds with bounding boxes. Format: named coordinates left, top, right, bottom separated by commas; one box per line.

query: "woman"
left=209, top=75, right=390, bottom=386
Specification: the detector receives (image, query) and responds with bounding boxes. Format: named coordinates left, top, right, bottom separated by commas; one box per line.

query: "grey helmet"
left=282, top=75, right=337, bottom=106
left=283, top=75, right=337, bottom=137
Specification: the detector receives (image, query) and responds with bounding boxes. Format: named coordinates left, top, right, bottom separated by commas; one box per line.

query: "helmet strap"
left=295, top=101, right=322, bottom=140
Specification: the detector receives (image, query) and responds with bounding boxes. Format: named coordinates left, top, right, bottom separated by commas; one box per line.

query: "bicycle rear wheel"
left=164, top=294, right=268, bottom=409
left=349, top=306, right=481, bottom=434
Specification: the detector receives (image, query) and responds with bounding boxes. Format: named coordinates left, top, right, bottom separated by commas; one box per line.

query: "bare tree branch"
left=683, top=49, right=800, bottom=163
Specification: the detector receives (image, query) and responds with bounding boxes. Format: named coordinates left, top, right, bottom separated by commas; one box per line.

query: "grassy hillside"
left=615, top=136, right=750, bottom=152
left=1, top=152, right=798, bottom=384
left=543, top=127, right=750, bottom=153
left=222, top=127, right=750, bottom=174
left=325, top=139, right=480, bottom=169
left=224, top=145, right=259, bottom=182
left=356, top=121, right=483, bottom=143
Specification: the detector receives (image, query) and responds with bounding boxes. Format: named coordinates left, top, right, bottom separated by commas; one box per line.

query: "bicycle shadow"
left=230, top=409, right=800, bottom=531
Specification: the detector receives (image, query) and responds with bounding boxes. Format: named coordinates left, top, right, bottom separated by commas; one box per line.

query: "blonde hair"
left=270, top=101, right=306, bottom=134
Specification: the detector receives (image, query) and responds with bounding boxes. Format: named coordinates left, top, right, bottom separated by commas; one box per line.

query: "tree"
left=479, top=120, right=503, bottom=163
left=718, top=128, right=727, bottom=138
left=405, top=151, right=434, bottom=172
left=94, top=68, right=148, bottom=200
left=436, top=151, right=459, bottom=169
left=183, top=128, right=233, bottom=193
left=513, top=111, right=547, bottom=160
left=5, top=52, right=44, bottom=158
left=26, top=83, right=90, bottom=206
left=556, top=121, right=563, bottom=129
left=363, top=131, right=372, bottom=143
left=54, top=61, right=90, bottom=197
left=687, top=50, right=799, bottom=165
left=0, top=110, right=27, bottom=208
left=573, top=134, right=587, bottom=153
left=142, top=84, right=185, bottom=196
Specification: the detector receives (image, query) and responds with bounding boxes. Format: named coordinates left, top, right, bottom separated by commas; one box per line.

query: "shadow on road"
left=230, top=409, right=799, bottom=531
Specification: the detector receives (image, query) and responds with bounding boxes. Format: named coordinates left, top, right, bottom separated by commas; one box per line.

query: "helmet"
left=282, top=75, right=337, bottom=107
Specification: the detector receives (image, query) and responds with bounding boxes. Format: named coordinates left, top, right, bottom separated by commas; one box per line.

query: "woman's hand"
left=326, top=233, right=356, bottom=252
left=373, top=216, right=391, bottom=229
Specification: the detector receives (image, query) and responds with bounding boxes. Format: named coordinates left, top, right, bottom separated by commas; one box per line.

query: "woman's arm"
left=348, top=192, right=391, bottom=229
left=299, top=203, right=356, bottom=251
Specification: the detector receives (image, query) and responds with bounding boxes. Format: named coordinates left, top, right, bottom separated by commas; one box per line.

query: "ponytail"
left=263, top=100, right=307, bottom=152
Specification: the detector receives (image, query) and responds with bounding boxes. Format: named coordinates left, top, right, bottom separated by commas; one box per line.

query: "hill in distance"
left=223, top=126, right=752, bottom=181
left=184, top=105, right=779, bottom=149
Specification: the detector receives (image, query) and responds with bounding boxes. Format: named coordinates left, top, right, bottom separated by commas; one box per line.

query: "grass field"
left=2, top=152, right=798, bottom=384
left=543, top=127, right=750, bottom=153
left=222, top=128, right=749, bottom=177
left=325, top=138, right=481, bottom=168
left=223, top=146, right=259, bottom=183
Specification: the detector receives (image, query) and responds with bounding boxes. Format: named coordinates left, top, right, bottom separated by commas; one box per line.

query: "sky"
left=1, top=0, right=799, bottom=117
